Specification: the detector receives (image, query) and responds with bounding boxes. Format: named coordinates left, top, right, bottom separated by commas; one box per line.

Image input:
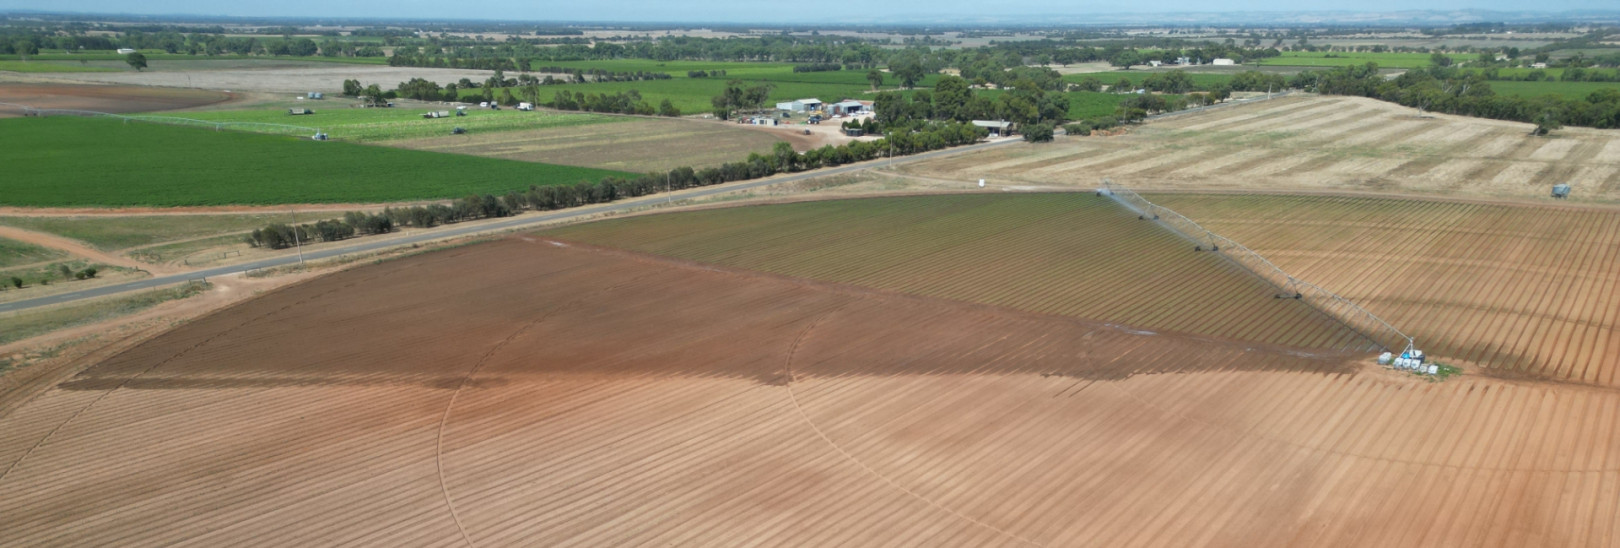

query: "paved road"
left=0, top=138, right=1024, bottom=314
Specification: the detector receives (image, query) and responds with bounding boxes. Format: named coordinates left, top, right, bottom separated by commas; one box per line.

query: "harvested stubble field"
left=1148, top=193, right=1620, bottom=387
left=391, top=117, right=790, bottom=172
left=544, top=194, right=1370, bottom=350
left=900, top=94, right=1620, bottom=201
left=6, top=231, right=1620, bottom=546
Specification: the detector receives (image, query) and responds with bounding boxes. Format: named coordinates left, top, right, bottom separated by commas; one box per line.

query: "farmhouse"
left=1212, top=58, right=1236, bottom=66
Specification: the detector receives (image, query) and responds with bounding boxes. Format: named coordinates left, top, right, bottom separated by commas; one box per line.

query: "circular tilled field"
left=4, top=195, right=1620, bottom=546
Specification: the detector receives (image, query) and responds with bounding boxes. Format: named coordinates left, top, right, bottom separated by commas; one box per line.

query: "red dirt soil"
left=1152, top=193, right=1620, bottom=388
left=0, top=84, right=232, bottom=117
left=4, top=237, right=1618, bottom=546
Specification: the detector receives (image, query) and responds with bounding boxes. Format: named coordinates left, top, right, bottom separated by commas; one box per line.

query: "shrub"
left=1022, top=122, right=1056, bottom=142
left=82, top=267, right=97, bottom=278
left=1063, top=122, right=1092, bottom=136
left=11, top=276, right=22, bottom=289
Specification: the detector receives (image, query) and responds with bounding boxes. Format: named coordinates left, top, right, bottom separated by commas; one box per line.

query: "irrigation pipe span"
left=1100, top=180, right=1415, bottom=355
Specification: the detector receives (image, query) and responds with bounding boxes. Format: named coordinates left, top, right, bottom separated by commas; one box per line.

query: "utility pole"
left=290, top=209, right=305, bottom=266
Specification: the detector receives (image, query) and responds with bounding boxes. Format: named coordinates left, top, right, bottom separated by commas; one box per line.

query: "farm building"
left=775, top=98, right=824, bottom=113
left=1212, top=58, right=1236, bottom=66
left=972, top=120, right=1014, bottom=137
left=828, top=100, right=869, bottom=116
left=116, top=48, right=136, bottom=54
left=288, top=108, right=313, bottom=115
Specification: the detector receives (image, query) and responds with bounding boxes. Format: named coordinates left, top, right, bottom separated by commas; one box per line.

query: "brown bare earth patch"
left=0, top=84, right=231, bottom=117
left=4, top=237, right=1620, bottom=546
left=388, top=117, right=788, bottom=173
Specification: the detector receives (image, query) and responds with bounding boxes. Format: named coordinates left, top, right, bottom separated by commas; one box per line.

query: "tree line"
left=1296, top=62, right=1620, bottom=130
left=550, top=90, right=681, bottom=117
left=244, top=121, right=991, bottom=251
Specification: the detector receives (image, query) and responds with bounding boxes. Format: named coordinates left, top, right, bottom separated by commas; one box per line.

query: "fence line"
left=1101, top=180, right=1414, bottom=354
left=0, top=101, right=321, bottom=137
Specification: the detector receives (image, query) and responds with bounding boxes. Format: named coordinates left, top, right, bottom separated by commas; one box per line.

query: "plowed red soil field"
left=6, top=233, right=1620, bottom=546
left=0, top=84, right=231, bottom=117
left=1149, top=193, right=1620, bottom=388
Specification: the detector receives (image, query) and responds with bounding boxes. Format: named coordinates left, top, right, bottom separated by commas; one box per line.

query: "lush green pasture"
left=0, top=117, right=634, bottom=207
left=0, top=236, right=66, bottom=267
left=1259, top=51, right=1435, bottom=69
left=178, top=105, right=622, bottom=141
left=534, top=59, right=795, bottom=76
left=1487, top=80, right=1620, bottom=100
left=0, top=60, right=117, bottom=72
left=1064, top=91, right=1130, bottom=119
left=1063, top=71, right=1235, bottom=90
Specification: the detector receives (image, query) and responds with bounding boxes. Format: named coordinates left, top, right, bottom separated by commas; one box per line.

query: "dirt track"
left=0, top=225, right=170, bottom=274
left=4, top=238, right=1619, bottom=546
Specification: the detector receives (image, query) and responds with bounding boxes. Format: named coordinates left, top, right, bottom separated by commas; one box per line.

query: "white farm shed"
left=1212, top=58, right=1236, bottom=66
left=829, top=100, right=866, bottom=115
left=776, top=98, right=824, bottom=112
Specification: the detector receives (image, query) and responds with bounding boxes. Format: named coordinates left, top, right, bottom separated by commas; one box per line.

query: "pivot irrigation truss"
left=0, top=101, right=323, bottom=138
left=1100, top=180, right=1416, bottom=355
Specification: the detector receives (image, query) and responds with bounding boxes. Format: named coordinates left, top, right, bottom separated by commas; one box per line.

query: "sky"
left=4, top=0, right=1616, bottom=23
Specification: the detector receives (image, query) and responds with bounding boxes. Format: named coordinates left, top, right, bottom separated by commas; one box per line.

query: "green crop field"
left=1488, top=80, right=1620, bottom=100
left=541, top=193, right=1368, bottom=350
left=1259, top=51, right=1435, bottom=69
left=1063, top=71, right=1235, bottom=90
left=1064, top=91, right=1129, bottom=120
left=178, top=105, right=622, bottom=141
left=0, top=60, right=117, bottom=72
left=1, top=117, right=634, bottom=207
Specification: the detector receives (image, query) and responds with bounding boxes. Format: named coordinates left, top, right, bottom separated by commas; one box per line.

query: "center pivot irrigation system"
left=1099, top=180, right=1419, bottom=359
left=0, top=102, right=328, bottom=140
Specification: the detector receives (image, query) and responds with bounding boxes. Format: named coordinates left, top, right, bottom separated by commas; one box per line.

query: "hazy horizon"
left=5, top=2, right=1619, bottom=24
